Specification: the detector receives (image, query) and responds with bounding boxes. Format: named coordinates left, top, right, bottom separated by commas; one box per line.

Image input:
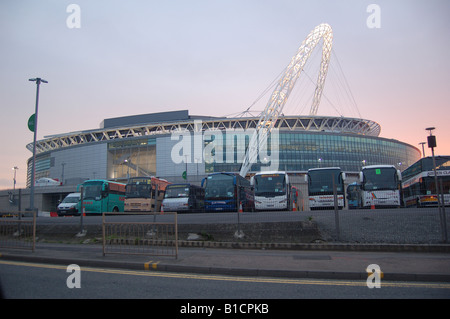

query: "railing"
left=102, top=212, right=178, bottom=258
left=0, top=212, right=36, bottom=251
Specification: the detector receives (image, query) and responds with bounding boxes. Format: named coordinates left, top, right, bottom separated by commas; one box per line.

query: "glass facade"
left=107, top=138, right=156, bottom=180
left=27, top=128, right=420, bottom=187
left=26, top=154, right=52, bottom=186
left=206, top=131, right=420, bottom=173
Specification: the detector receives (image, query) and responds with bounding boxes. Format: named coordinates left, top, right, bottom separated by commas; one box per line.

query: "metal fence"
left=102, top=212, right=178, bottom=258
left=307, top=207, right=449, bottom=244
left=0, top=212, right=36, bottom=251
left=171, top=204, right=449, bottom=245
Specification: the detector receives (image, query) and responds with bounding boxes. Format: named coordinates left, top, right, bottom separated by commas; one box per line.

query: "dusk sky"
left=1, top=0, right=449, bottom=190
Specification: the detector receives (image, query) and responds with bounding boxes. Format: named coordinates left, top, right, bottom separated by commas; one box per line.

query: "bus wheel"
left=112, top=207, right=119, bottom=213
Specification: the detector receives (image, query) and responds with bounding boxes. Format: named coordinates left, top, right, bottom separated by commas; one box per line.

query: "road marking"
left=0, top=260, right=449, bottom=289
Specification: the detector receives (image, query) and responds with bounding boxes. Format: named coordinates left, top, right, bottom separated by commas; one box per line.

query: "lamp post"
left=426, top=127, right=447, bottom=242
left=418, top=142, right=426, bottom=158
left=12, top=166, right=18, bottom=191
left=425, top=127, right=439, bottom=204
left=29, top=77, right=48, bottom=212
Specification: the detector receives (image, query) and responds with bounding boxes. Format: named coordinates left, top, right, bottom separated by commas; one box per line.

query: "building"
left=25, top=110, right=420, bottom=188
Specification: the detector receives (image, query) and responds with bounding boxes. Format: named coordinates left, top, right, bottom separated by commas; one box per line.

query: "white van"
left=35, top=177, right=61, bottom=187
left=57, top=193, right=81, bottom=216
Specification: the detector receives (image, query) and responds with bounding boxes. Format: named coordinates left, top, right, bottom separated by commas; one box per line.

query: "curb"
left=1, top=251, right=450, bottom=283
left=177, top=240, right=450, bottom=253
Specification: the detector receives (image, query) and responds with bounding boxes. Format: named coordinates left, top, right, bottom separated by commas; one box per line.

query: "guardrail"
left=102, top=212, right=178, bottom=259
left=0, top=212, right=36, bottom=252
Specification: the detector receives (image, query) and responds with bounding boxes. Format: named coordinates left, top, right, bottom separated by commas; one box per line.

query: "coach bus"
left=346, top=182, right=361, bottom=209
left=202, top=172, right=255, bottom=212
left=124, top=176, right=170, bottom=212
left=402, top=156, right=450, bottom=207
left=79, top=179, right=126, bottom=214
left=359, top=165, right=402, bottom=208
left=305, top=167, right=346, bottom=210
left=291, top=186, right=303, bottom=211
left=161, top=183, right=205, bottom=213
left=250, top=171, right=293, bottom=210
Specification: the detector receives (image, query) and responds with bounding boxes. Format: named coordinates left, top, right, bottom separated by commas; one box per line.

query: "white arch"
left=240, top=23, right=333, bottom=177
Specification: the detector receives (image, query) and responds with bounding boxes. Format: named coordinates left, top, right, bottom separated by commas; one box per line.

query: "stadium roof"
left=28, top=111, right=381, bottom=154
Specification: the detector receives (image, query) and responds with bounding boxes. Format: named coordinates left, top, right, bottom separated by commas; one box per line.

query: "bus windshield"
left=126, top=183, right=152, bottom=198
left=165, top=186, right=189, bottom=198
left=253, top=174, right=286, bottom=196
left=308, top=169, right=343, bottom=193
left=363, top=167, right=398, bottom=190
left=83, top=181, right=103, bottom=200
left=347, top=184, right=360, bottom=200
left=204, top=174, right=235, bottom=200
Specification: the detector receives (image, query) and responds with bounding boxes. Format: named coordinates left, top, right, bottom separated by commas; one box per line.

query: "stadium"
left=19, top=23, right=421, bottom=211
left=25, top=109, right=420, bottom=186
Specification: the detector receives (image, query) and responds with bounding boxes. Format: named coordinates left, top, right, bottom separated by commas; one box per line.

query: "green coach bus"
left=79, top=179, right=126, bottom=214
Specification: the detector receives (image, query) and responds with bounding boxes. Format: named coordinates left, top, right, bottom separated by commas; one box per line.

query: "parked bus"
left=291, top=186, right=303, bottom=211
left=79, top=179, right=126, bottom=214
left=161, top=183, right=205, bottom=213
left=346, top=182, right=361, bottom=209
left=402, top=156, right=450, bottom=207
left=250, top=171, right=293, bottom=210
left=305, top=167, right=346, bottom=210
left=125, top=176, right=170, bottom=212
left=359, top=165, right=402, bottom=208
left=202, top=172, right=255, bottom=212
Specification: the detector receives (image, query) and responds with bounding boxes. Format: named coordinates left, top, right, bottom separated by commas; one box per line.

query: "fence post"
left=332, top=174, right=340, bottom=241
left=79, top=186, right=84, bottom=234
left=102, top=212, right=106, bottom=256
left=439, top=179, right=448, bottom=243
left=32, top=211, right=36, bottom=252
left=174, top=212, right=178, bottom=259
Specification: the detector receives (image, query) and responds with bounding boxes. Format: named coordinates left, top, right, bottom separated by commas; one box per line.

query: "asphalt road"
left=1, top=260, right=449, bottom=300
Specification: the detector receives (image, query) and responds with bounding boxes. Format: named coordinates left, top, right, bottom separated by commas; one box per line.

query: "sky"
left=1, top=0, right=449, bottom=190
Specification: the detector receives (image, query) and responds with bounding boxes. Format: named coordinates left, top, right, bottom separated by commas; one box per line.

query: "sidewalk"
left=1, top=242, right=450, bottom=282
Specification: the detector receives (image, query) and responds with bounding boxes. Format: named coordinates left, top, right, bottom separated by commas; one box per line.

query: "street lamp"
left=425, top=128, right=438, bottom=201
left=426, top=127, right=447, bottom=242
left=12, top=166, right=18, bottom=191
left=29, top=77, right=48, bottom=212
left=418, top=142, right=426, bottom=158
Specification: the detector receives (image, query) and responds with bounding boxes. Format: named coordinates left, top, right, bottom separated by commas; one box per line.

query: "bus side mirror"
left=359, top=172, right=364, bottom=183
left=397, top=170, right=402, bottom=182
left=102, top=184, right=108, bottom=198
left=304, top=175, right=308, bottom=182
left=201, top=178, right=206, bottom=187
left=341, top=172, right=346, bottom=181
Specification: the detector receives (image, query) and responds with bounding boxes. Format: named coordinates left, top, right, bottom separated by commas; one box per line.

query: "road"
left=1, top=260, right=449, bottom=300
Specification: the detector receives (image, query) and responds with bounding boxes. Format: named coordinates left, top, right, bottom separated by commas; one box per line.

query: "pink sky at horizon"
left=1, top=0, right=449, bottom=191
